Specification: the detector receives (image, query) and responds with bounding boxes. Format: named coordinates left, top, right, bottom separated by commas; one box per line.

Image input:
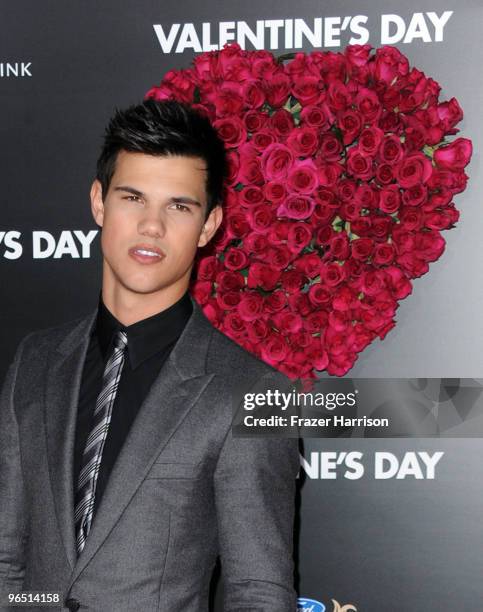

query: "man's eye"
left=172, top=203, right=190, bottom=212
left=124, top=195, right=142, bottom=202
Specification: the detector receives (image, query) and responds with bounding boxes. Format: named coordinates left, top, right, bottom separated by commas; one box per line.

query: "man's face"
left=90, top=151, right=222, bottom=307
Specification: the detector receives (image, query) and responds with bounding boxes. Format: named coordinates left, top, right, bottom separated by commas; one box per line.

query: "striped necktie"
left=74, top=330, right=128, bottom=555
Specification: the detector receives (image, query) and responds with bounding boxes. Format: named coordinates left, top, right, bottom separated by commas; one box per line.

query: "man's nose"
left=138, top=210, right=166, bottom=238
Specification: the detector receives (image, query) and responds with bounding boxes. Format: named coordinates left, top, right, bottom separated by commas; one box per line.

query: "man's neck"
left=101, top=286, right=189, bottom=327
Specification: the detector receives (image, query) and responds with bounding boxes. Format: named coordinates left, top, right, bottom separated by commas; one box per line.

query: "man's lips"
left=128, top=245, right=165, bottom=264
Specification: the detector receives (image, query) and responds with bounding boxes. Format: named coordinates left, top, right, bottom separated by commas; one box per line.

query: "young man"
left=0, top=100, right=299, bottom=611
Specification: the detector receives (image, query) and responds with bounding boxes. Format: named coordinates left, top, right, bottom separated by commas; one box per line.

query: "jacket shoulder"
left=19, top=311, right=95, bottom=357
left=206, top=322, right=285, bottom=383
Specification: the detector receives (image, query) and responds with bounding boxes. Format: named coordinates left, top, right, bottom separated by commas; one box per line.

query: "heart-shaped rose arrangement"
left=146, top=43, right=472, bottom=379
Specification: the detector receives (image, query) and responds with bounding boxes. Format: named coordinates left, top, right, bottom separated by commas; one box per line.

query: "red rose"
left=428, top=169, right=468, bottom=195
left=375, top=163, right=395, bottom=185
left=272, top=311, right=303, bottom=335
left=226, top=212, right=250, bottom=238
left=350, top=217, right=371, bottom=236
left=379, top=135, right=404, bottom=165
left=223, top=312, right=246, bottom=339
left=351, top=238, right=374, bottom=261
left=304, top=310, right=329, bottom=333
left=261, top=143, right=295, bottom=180
left=346, top=149, right=374, bottom=180
left=213, top=89, right=244, bottom=117
left=300, top=104, right=333, bottom=130
left=291, top=75, right=324, bottom=105
left=332, top=286, right=356, bottom=311
left=260, top=333, right=290, bottom=364
left=436, top=98, right=463, bottom=131
left=338, top=179, right=357, bottom=202
left=415, top=230, right=445, bottom=261
left=216, top=271, right=245, bottom=292
left=264, top=72, right=291, bottom=108
left=287, top=223, right=313, bottom=253
left=317, top=162, right=344, bottom=187
left=402, top=184, right=428, bottom=207
left=226, top=151, right=240, bottom=186
left=216, top=290, right=241, bottom=310
left=202, top=300, right=223, bottom=326
left=312, top=203, right=336, bottom=226
left=359, top=127, right=384, bottom=156
left=286, top=127, right=319, bottom=157
left=265, top=290, right=287, bottom=312
left=354, top=184, right=379, bottom=210
left=243, top=232, right=268, bottom=254
left=294, top=253, right=321, bottom=278
left=328, top=234, right=350, bottom=260
left=379, top=185, right=401, bottom=214
left=237, top=292, right=264, bottom=321
left=337, top=110, right=362, bottom=145
left=242, top=80, right=266, bottom=109
left=197, top=255, right=219, bottom=280
left=424, top=208, right=459, bottom=230
left=247, top=263, right=281, bottom=290
left=374, top=46, right=409, bottom=84
left=224, top=248, right=248, bottom=271
left=371, top=216, right=393, bottom=241
left=243, top=110, right=268, bottom=133
left=287, top=160, right=319, bottom=195
left=268, top=108, right=295, bottom=137
left=277, top=195, right=316, bottom=220
left=345, top=44, right=371, bottom=68
left=237, top=144, right=264, bottom=185
left=246, top=319, right=269, bottom=344
left=191, top=280, right=211, bottom=305
left=263, top=181, right=287, bottom=205
left=308, top=284, right=332, bottom=306
left=396, top=152, right=433, bottom=188
left=238, top=186, right=265, bottom=208
left=384, top=267, right=412, bottom=299
left=251, top=129, right=277, bottom=153
left=214, top=116, right=247, bottom=148
left=327, top=81, right=351, bottom=111
left=356, top=88, right=382, bottom=124
left=399, top=208, right=424, bottom=231
left=288, top=293, right=312, bottom=316
left=434, top=138, right=472, bottom=170
left=246, top=204, right=275, bottom=233
left=318, top=133, right=343, bottom=162
left=281, top=270, right=306, bottom=294
left=322, top=262, right=346, bottom=287
left=372, top=243, right=395, bottom=266
left=264, top=247, right=291, bottom=270
left=396, top=252, right=429, bottom=278
left=267, top=220, right=291, bottom=244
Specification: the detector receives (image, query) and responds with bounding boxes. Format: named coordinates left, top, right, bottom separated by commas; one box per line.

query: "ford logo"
left=297, top=597, right=325, bottom=612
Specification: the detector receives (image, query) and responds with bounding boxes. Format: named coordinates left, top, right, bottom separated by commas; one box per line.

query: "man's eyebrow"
left=114, top=185, right=144, bottom=198
left=113, top=187, right=202, bottom=207
left=170, top=196, right=202, bottom=207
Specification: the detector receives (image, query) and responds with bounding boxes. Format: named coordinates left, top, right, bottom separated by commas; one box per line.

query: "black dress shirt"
left=74, top=291, right=193, bottom=514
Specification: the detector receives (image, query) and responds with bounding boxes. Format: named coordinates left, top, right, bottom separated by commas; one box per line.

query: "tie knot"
left=114, top=330, right=128, bottom=350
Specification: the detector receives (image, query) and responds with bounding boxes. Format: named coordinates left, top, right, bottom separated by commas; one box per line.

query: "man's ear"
left=90, top=179, right=105, bottom=227
left=198, top=205, right=223, bottom=248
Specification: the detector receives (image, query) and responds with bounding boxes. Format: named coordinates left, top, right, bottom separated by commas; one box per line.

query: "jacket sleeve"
left=0, top=337, right=30, bottom=606
left=213, top=399, right=299, bottom=612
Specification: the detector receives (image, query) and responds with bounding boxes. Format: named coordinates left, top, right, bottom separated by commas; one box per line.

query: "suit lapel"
left=44, top=312, right=97, bottom=570
left=68, top=301, right=215, bottom=586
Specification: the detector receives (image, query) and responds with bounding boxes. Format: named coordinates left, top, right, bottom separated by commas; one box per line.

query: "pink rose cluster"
left=146, top=43, right=472, bottom=379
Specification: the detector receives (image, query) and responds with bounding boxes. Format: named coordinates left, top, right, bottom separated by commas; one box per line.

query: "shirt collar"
left=95, top=291, right=193, bottom=369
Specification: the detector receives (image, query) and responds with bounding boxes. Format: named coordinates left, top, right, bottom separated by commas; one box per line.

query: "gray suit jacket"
left=0, top=301, right=299, bottom=612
